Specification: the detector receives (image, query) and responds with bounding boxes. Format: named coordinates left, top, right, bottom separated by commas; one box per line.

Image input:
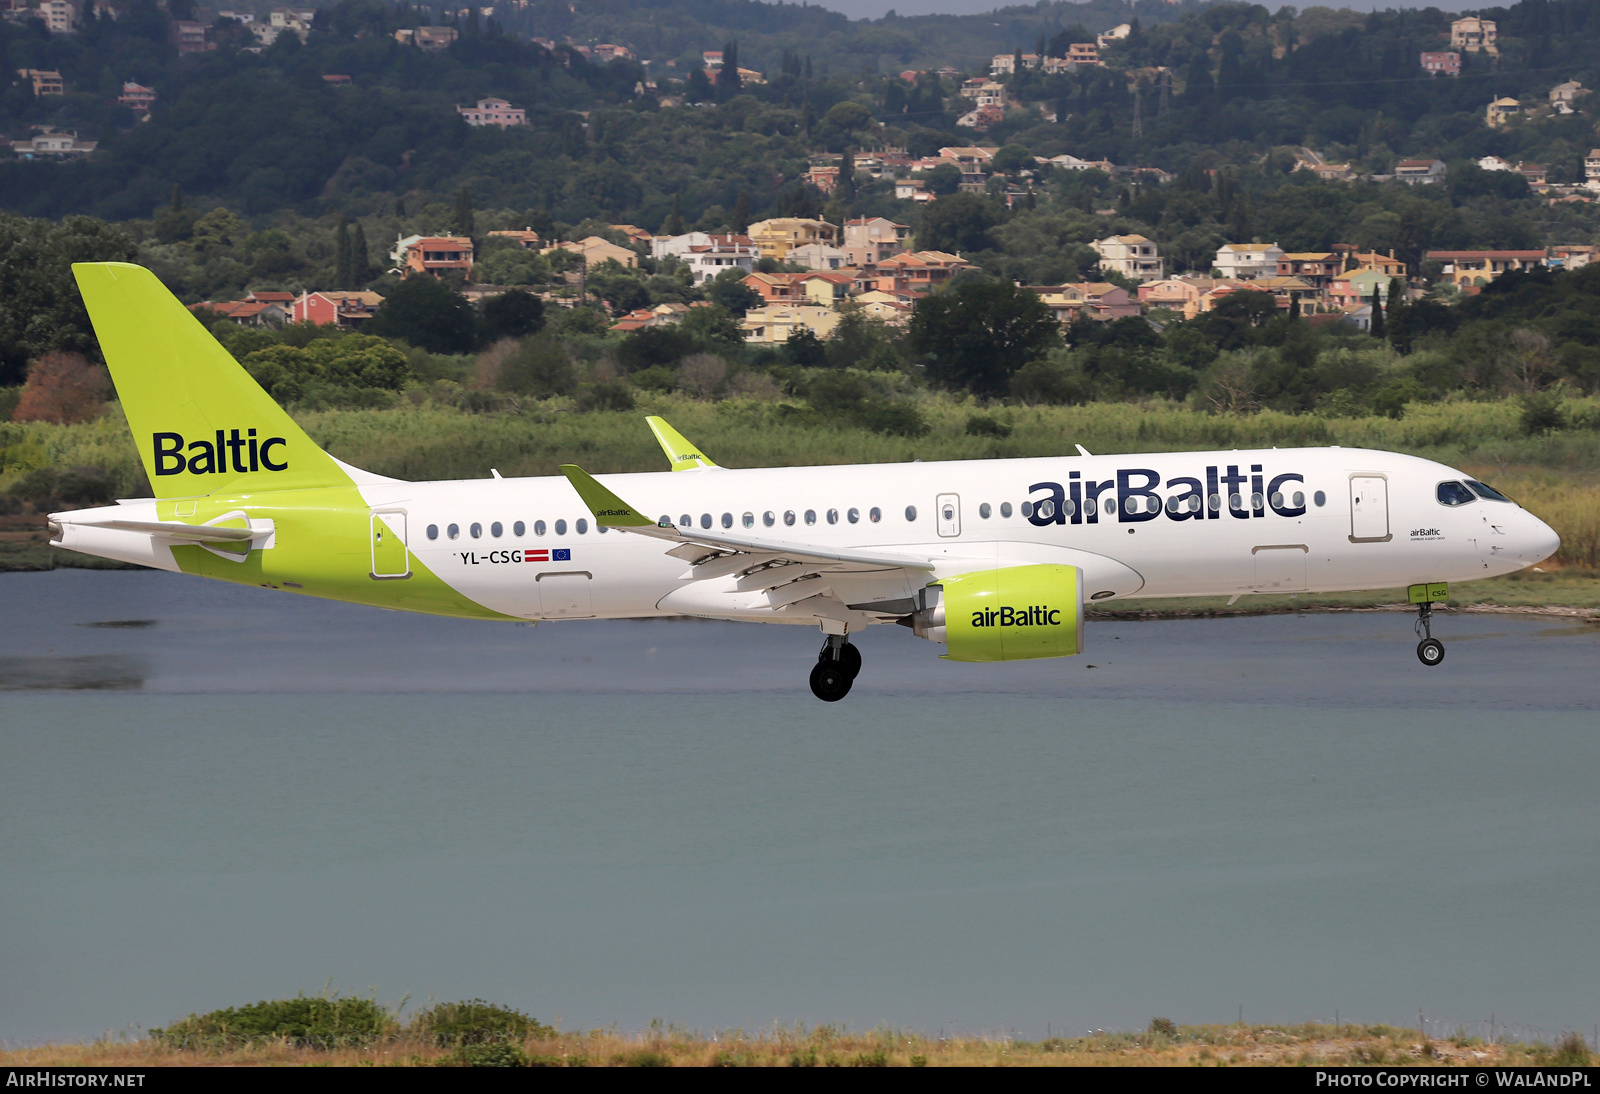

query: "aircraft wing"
left=559, top=464, right=934, bottom=573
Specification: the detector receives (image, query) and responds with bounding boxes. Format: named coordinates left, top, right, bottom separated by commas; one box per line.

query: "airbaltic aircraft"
left=51, top=263, right=1560, bottom=700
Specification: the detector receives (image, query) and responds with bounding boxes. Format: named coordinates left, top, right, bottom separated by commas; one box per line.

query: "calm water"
left=2, top=570, right=1597, bottom=1044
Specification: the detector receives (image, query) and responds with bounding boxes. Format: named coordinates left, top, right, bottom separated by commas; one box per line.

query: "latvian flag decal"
left=523, top=549, right=571, bottom=563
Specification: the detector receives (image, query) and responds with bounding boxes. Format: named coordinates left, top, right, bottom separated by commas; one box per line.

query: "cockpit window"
left=1436, top=481, right=1477, bottom=507
left=1465, top=480, right=1513, bottom=503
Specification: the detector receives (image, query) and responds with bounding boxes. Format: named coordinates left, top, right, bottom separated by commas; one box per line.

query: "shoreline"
left=0, top=1022, right=1585, bottom=1068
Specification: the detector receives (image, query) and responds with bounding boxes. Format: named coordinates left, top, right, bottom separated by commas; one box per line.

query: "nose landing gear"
left=1410, top=583, right=1448, bottom=667
left=809, top=635, right=861, bottom=701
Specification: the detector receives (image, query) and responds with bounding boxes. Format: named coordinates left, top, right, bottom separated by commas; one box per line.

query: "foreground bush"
left=409, top=999, right=552, bottom=1045
left=150, top=995, right=392, bottom=1048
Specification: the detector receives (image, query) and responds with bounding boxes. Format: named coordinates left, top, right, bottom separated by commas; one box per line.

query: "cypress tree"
left=351, top=222, right=370, bottom=285
left=454, top=185, right=474, bottom=238
left=664, top=192, right=685, bottom=236
left=838, top=148, right=856, bottom=206
left=731, top=190, right=751, bottom=233
left=1369, top=286, right=1385, bottom=339
left=335, top=216, right=352, bottom=290
left=717, top=40, right=741, bottom=97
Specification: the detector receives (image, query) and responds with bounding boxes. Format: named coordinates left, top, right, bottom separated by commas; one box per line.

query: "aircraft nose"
left=1520, top=509, right=1561, bottom=564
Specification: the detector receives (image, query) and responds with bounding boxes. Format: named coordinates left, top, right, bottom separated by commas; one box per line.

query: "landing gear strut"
left=809, top=635, right=860, bottom=701
left=1415, top=602, right=1445, bottom=667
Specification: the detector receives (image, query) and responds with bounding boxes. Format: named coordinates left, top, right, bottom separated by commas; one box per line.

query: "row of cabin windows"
left=424, top=519, right=613, bottom=541
left=419, top=490, right=1328, bottom=543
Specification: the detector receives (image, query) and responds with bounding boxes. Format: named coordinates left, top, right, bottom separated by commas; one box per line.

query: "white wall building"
left=1214, top=243, right=1286, bottom=279
left=1093, top=234, right=1165, bottom=281
left=650, top=232, right=759, bottom=284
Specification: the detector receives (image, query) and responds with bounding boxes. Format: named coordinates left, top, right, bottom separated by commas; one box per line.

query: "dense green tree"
left=908, top=278, right=1058, bottom=397
left=0, top=214, right=138, bottom=385
left=367, top=277, right=476, bottom=354
left=915, top=193, right=1000, bottom=254
left=478, top=290, right=545, bottom=344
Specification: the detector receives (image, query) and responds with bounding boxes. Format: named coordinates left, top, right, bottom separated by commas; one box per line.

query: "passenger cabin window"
left=805, top=509, right=817, bottom=525
left=1020, top=501, right=1033, bottom=518
left=743, top=512, right=755, bottom=529
left=1437, top=481, right=1476, bottom=507
left=513, top=521, right=525, bottom=537
left=1000, top=502, right=1012, bottom=518
left=555, top=519, right=567, bottom=535
left=470, top=522, right=482, bottom=538
left=680, top=514, right=691, bottom=528
left=763, top=512, right=775, bottom=527
left=427, top=524, right=439, bottom=540
left=869, top=507, right=882, bottom=523
left=1313, top=491, right=1327, bottom=507
left=534, top=520, right=546, bottom=536
left=1466, top=480, right=1513, bottom=503
left=827, top=509, right=839, bottom=525
left=905, top=505, right=918, bottom=522
left=979, top=503, right=991, bottom=519
left=576, top=519, right=588, bottom=534
left=1291, top=492, right=1304, bottom=509
left=784, top=511, right=796, bottom=526
left=447, top=523, right=460, bottom=540
left=700, top=514, right=712, bottom=529
left=491, top=521, right=503, bottom=538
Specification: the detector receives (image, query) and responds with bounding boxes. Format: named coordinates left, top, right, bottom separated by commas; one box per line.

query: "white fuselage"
left=342, top=446, right=1557, bottom=624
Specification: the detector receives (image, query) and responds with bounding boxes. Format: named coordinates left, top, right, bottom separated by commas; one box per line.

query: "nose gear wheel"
left=1414, top=601, right=1445, bottom=667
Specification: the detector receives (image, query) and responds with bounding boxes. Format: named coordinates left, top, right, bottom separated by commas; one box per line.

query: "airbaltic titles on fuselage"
left=1027, top=464, right=1308, bottom=524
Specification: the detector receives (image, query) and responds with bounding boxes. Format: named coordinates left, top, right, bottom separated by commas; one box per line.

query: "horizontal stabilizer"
left=83, top=519, right=256, bottom=543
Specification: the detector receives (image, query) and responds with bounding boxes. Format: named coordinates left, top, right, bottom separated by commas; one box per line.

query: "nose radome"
left=1522, top=510, right=1561, bottom=563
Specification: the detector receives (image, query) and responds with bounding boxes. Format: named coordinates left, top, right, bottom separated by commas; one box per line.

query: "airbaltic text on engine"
left=1026, top=464, right=1305, bottom=522
left=971, top=605, right=1063, bottom=627
left=152, top=430, right=288, bottom=476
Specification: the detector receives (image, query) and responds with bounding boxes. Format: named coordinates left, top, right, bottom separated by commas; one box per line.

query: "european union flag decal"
left=553, top=548, right=572, bottom=562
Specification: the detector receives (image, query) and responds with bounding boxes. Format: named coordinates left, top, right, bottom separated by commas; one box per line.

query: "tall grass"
left=4, top=394, right=1597, bottom=566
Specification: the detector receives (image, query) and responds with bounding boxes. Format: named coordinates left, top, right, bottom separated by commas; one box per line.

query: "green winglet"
left=645, top=415, right=718, bottom=471
left=559, top=464, right=656, bottom=527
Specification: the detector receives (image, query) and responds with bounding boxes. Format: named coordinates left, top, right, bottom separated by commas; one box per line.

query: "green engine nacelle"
left=910, top=564, right=1085, bottom=662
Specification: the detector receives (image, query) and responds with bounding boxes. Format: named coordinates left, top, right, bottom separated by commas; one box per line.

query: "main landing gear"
left=809, top=635, right=862, bottom=702
left=1415, top=601, right=1445, bottom=666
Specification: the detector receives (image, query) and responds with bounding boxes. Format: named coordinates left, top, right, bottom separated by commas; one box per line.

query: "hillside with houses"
left=4, top=0, right=1600, bottom=422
